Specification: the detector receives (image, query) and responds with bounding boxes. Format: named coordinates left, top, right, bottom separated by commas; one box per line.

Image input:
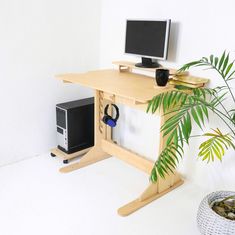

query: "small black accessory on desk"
left=155, top=69, right=169, bottom=86
left=102, top=104, right=119, bottom=127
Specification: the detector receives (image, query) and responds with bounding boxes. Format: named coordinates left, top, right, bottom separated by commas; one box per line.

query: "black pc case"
left=56, top=97, right=94, bottom=154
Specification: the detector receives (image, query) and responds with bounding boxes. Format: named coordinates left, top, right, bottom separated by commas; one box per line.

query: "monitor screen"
left=125, top=19, right=171, bottom=60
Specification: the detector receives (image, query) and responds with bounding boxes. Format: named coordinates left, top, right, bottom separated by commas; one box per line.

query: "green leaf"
left=196, top=106, right=204, bottom=125
left=168, top=149, right=179, bottom=163
left=202, top=57, right=208, bottom=62
left=181, top=120, right=189, bottom=143
left=173, top=130, right=179, bottom=146
left=151, top=96, right=160, bottom=113
left=160, top=160, right=171, bottom=175
left=222, top=53, right=229, bottom=74
left=186, top=111, right=192, bottom=134
left=166, top=129, right=177, bottom=145
left=198, top=129, right=234, bottom=162
left=146, top=99, right=153, bottom=113
left=214, top=140, right=225, bottom=156
left=226, top=70, right=235, bottom=80
left=150, top=167, right=158, bottom=182
left=151, top=96, right=158, bottom=113
left=177, top=60, right=202, bottom=72
left=201, top=106, right=209, bottom=119
left=167, top=92, right=173, bottom=108
left=180, top=112, right=191, bottom=144
left=191, top=107, right=202, bottom=129
left=171, top=145, right=184, bottom=157
left=164, top=157, right=176, bottom=172
left=157, top=163, right=165, bottom=178
left=211, top=92, right=227, bottom=107
left=161, top=111, right=185, bottom=131
left=225, top=61, right=234, bottom=78
left=218, top=51, right=226, bottom=70
left=210, top=55, right=214, bottom=64
left=175, top=85, right=192, bottom=90
left=163, top=92, right=169, bottom=112
left=178, top=126, right=184, bottom=146
left=214, top=57, right=219, bottom=67
left=150, top=143, right=183, bottom=182
left=181, top=93, right=188, bottom=105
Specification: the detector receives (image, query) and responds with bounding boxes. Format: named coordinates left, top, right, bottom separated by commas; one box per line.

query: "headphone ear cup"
left=102, top=115, right=109, bottom=124
left=107, top=118, right=116, bottom=127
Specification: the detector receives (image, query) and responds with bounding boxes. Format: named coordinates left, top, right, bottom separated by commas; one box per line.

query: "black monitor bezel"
left=124, top=19, right=171, bottom=61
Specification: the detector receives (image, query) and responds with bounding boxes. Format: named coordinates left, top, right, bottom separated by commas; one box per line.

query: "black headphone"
left=102, top=104, right=119, bottom=127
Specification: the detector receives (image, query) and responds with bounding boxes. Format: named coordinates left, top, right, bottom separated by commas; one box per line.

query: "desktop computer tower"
left=56, top=97, right=94, bottom=154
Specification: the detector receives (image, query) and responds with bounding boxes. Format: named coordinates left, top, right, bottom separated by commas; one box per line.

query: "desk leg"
left=59, top=146, right=109, bottom=173
left=59, top=90, right=111, bottom=173
left=118, top=108, right=183, bottom=216
left=118, top=178, right=183, bottom=216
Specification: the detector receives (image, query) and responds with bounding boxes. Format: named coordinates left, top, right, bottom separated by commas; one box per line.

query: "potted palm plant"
left=147, top=51, right=235, bottom=234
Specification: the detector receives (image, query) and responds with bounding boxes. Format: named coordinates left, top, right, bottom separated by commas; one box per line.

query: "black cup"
left=155, top=69, right=169, bottom=86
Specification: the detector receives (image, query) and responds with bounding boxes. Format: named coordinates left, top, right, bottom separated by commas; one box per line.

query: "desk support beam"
left=102, top=140, right=154, bottom=175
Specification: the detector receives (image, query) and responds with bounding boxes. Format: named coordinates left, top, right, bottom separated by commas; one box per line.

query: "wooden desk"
left=56, top=68, right=183, bottom=216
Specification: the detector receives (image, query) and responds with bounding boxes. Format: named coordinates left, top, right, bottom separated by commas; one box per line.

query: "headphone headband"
left=104, top=104, right=109, bottom=116
left=104, top=104, right=119, bottom=121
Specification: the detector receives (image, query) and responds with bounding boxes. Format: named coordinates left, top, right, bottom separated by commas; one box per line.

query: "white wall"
left=99, top=0, right=235, bottom=190
left=0, top=0, right=101, bottom=166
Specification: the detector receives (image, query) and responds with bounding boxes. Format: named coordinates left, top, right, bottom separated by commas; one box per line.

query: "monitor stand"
left=135, top=57, right=160, bottom=68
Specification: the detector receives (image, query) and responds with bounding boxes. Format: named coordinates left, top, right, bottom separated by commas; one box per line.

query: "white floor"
left=0, top=153, right=208, bottom=235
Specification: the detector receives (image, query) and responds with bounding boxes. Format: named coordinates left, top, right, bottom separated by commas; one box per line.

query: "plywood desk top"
left=57, top=69, right=173, bottom=104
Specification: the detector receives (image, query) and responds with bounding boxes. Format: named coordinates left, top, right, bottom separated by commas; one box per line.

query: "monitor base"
left=135, top=57, right=161, bottom=68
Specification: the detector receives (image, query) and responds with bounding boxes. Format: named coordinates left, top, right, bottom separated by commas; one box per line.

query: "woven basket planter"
left=197, top=191, right=235, bottom=235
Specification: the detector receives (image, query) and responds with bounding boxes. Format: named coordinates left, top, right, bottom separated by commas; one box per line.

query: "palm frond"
left=147, top=89, right=214, bottom=181
left=148, top=51, right=235, bottom=182
left=150, top=143, right=184, bottom=182
left=147, top=87, right=217, bottom=115
left=178, top=51, right=235, bottom=82
left=199, top=128, right=235, bottom=162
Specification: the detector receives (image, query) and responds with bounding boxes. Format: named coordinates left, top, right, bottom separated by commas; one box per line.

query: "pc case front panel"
left=56, top=107, right=68, bottom=151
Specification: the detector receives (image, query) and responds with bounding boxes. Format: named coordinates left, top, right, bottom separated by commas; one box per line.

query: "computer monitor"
left=125, top=19, right=171, bottom=68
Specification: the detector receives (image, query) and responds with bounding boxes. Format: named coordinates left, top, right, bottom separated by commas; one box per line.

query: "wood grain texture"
left=113, top=61, right=209, bottom=86
left=51, top=147, right=91, bottom=160
left=101, top=140, right=154, bottom=174
left=118, top=179, right=184, bottom=216
left=172, top=74, right=209, bottom=84
left=112, top=61, right=179, bottom=74
left=56, top=69, right=174, bottom=104
left=59, top=146, right=110, bottom=173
